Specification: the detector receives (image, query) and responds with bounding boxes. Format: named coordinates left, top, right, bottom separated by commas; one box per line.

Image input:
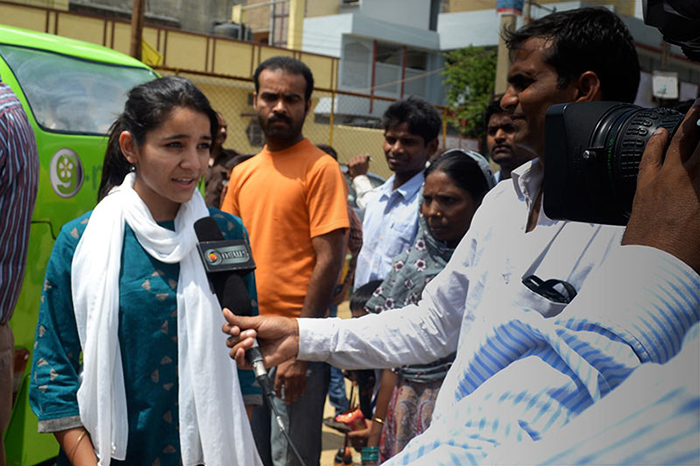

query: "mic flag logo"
left=205, top=245, right=249, bottom=266
left=197, top=239, right=256, bottom=273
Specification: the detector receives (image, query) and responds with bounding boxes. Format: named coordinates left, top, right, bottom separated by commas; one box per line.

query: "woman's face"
left=120, top=106, right=212, bottom=221
left=421, top=169, right=477, bottom=248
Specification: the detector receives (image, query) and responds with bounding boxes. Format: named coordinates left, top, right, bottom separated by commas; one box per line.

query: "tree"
left=442, top=46, right=497, bottom=140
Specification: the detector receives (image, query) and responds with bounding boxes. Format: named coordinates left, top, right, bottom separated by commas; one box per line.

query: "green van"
left=0, top=25, right=157, bottom=465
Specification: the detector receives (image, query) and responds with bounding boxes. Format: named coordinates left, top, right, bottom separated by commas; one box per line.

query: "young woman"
left=30, top=76, right=262, bottom=465
left=362, top=149, right=495, bottom=462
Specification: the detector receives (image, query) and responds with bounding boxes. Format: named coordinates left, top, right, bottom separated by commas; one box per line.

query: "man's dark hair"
left=382, top=96, right=442, bottom=145
left=316, top=144, right=338, bottom=160
left=253, top=56, right=315, bottom=102
left=504, top=7, right=640, bottom=103
left=350, top=280, right=383, bottom=312
left=483, top=95, right=509, bottom=127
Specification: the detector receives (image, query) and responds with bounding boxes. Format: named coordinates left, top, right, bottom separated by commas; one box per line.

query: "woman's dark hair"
left=97, top=76, right=218, bottom=201
left=425, top=150, right=492, bottom=205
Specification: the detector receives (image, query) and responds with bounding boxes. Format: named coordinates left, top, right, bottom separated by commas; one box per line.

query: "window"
left=342, top=40, right=371, bottom=89
left=0, top=45, right=156, bottom=135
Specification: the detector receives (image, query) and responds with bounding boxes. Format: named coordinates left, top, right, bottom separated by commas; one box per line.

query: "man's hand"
left=275, top=359, right=307, bottom=404
left=347, top=154, right=371, bottom=179
left=222, top=308, right=300, bottom=369
left=622, top=99, right=700, bottom=274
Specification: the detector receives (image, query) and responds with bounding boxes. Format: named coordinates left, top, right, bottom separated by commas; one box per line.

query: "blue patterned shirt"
left=387, top=246, right=700, bottom=464
left=0, top=83, right=38, bottom=324
left=486, top=320, right=700, bottom=465
left=354, top=171, right=424, bottom=289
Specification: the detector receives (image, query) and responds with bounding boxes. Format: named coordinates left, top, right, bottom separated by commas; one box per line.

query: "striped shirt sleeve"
left=0, top=83, right=39, bottom=324
left=387, top=246, right=700, bottom=465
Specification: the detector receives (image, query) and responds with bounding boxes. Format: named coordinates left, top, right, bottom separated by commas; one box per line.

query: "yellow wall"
left=0, top=3, right=49, bottom=30
left=0, top=1, right=337, bottom=90
left=2, top=0, right=67, bottom=10
left=0, top=1, right=407, bottom=180
left=55, top=14, right=106, bottom=44
left=189, top=74, right=391, bottom=178
left=306, top=0, right=340, bottom=18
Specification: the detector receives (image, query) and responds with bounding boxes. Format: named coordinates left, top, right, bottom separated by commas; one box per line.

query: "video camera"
left=543, top=0, right=699, bottom=225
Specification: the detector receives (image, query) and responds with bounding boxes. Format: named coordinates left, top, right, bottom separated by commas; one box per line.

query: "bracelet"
left=373, top=417, right=385, bottom=425
left=67, top=430, right=88, bottom=462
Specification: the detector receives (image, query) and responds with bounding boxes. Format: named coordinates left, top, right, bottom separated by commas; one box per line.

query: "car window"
left=0, top=45, right=156, bottom=135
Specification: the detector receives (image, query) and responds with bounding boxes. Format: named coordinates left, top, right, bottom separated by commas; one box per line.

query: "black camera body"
left=544, top=102, right=683, bottom=225
left=543, top=0, right=698, bottom=226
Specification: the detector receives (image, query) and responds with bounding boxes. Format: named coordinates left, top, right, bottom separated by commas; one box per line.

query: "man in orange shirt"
left=221, top=56, right=349, bottom=466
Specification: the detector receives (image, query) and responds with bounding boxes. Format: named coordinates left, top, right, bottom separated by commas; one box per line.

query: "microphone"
left=193, top=217, right=272, bottom=394
left=194, top=217, right=309, bottom=466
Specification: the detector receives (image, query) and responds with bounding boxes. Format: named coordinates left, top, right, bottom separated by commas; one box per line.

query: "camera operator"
left=223, top=8, right=700, bottom=463
left=486, top=104, right=700, bottom=464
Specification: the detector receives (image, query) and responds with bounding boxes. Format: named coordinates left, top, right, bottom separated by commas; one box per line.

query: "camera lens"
left=594, top=106, right=683, bottom=206
left=544, top=102, right=684, bottom=225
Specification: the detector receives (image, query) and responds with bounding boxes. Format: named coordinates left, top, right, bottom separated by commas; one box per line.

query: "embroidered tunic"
left=30, top=208, right=259, bottom=465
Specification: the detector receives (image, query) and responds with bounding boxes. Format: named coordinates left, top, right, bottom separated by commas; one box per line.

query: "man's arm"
left=347, top=154, right=374, bottom=210
left=223, top=232, right=469, bottom=371
left=273, top=228, right=346, bottom=403
left=302, top=229, right=347, bottom=318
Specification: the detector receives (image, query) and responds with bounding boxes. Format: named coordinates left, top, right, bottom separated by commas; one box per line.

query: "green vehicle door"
left=0, top=25, right=156, bottom=465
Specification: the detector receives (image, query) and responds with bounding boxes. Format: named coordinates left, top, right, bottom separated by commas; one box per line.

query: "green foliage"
left=442, top=46, right=497, bottom=139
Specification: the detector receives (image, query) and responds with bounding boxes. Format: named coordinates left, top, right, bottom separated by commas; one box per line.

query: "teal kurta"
left=30, top=208, right=260, bottom=465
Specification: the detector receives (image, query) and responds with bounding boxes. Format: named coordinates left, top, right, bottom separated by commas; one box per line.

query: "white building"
left=302, top=0, right=699, bottom=121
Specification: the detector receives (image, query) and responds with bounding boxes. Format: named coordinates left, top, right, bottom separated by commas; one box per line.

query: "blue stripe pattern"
left=388, top=249, right=700, bottom=464
left=0, top=83, right=39, bottom=324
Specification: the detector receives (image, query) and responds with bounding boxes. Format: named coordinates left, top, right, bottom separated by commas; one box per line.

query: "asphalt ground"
left=319, top=300, right=363, bottom=465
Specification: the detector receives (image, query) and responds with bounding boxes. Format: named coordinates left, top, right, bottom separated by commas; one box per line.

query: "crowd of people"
left=0, top=5, right=695, bottom=466
left=223, top=7, right=699, bottom=466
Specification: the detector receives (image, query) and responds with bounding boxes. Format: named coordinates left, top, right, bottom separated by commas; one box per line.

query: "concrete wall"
left=69, top=0, right=236, bottom=34
left=359, top=0, right=431, bottom=30
left=446, top=0, right=635, bottom=16
left=303, top=14, right=352, bottom=57
left=306, top=0, right=340, bottom=18
left=351, top=13, right=439, bottom=49
left=438, top=8, right=505, bottom=50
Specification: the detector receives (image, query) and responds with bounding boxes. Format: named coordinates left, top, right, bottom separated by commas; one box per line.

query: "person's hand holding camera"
left=622, top=98, right=700, bottom=273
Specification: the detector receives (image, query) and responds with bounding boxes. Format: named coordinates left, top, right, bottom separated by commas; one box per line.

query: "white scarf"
left=71, top=173, right=261, bottom=465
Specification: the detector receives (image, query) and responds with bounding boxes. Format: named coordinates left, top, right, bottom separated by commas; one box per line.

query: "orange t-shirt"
left=221, top=139, right=349, bottom=318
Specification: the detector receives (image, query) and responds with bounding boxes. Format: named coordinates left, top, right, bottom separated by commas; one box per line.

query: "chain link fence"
left=158, top=69, right=480, bottom=181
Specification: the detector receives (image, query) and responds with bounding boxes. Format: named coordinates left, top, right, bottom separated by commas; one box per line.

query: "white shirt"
left=353, top=171, right=424, bottom=289
left=351, top=174, right=375, bottom=211
left=299, top=158, right=623, bottom=406
left=297, top=158, right=700, bottom=463
left=393, top=246, right=700, bottom=464
left=494, top=169, right=503, bottom=183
